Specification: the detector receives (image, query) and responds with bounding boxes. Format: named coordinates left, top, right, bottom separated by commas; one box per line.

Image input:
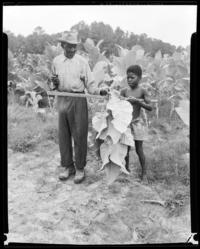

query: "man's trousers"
left=57, top=96, right=88, bottom=170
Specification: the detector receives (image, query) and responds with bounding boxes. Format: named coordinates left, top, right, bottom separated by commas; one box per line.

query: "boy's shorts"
left=130, top=119, right=147, bottom=141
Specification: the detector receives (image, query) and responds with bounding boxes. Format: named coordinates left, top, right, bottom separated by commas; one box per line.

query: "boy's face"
left=127, top=72, right=140, bottom=89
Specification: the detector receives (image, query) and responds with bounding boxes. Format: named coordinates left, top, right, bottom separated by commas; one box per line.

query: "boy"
left=120, top=65, right=152, bottom=183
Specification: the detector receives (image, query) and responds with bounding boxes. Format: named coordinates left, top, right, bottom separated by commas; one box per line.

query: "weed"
left=8, top=103, right=58, bottom=152
left=42, top=121, right=58, bottom=144
left=145, top=130, right=189, bottom=186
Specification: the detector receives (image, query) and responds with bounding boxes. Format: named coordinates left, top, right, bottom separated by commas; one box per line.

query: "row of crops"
left=7, top=36, right=190, bottom=126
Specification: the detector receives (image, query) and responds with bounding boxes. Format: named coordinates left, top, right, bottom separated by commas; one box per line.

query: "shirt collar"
left=61, top=53, right=76, bottom=62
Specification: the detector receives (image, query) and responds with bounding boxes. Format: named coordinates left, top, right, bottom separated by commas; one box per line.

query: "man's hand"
left=51, top=75, right=60, bottom=90
left=100, top=87, right=110, bottom=96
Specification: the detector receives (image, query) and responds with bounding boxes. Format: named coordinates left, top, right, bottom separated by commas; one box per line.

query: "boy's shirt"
left=120, top=86, right=146, bottom=120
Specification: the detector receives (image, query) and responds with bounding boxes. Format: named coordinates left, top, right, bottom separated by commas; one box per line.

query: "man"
left=51, top=31, right=108, bottom=184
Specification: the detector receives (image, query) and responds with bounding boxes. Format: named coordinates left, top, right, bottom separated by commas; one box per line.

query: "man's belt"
left=47, top=91, right=105, bottom=100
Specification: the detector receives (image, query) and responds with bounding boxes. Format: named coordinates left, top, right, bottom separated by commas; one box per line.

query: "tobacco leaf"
left=92, top=112, right=109, bottom=137
left=104, top=162, right=121, bottom=185
left=120, top=127, right=135, bottom=147
left=175, top=100, right=189, bottom=126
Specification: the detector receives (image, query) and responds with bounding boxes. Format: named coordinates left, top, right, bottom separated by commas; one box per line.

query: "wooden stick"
left=47, top=91, right=106, bottom=99
left=140, top=199, right=165, bottom=207
left=47, top=91, right=158, bottom=103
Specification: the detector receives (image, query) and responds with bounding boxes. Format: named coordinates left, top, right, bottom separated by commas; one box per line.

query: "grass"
left=8, top=100, right=189, bottom=188
left=146, top=137, right=189, bottom=184
left=8, top=102, right=58, bottom=153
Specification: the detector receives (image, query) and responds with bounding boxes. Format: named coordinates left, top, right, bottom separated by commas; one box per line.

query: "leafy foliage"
left=7, top=31, right=190, bottom=184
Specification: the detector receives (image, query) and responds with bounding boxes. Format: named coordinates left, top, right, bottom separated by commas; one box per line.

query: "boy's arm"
left=128, top=88, right=152, bottom=111
left=139, top=88, right=153, bottom=111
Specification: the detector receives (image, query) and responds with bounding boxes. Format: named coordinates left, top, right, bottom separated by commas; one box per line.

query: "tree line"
left=4, top=20, right=185, bottom=57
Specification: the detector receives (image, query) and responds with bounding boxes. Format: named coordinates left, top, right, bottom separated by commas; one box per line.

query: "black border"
left=1, top=1, right=199, bottom=247
left=1, top=0, right=199, bottom=6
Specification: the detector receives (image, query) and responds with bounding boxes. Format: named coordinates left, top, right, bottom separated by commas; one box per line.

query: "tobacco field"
left=7, top=38, right=190, bottom=244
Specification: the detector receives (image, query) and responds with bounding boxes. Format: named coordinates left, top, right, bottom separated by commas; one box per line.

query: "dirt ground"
left=7, top=135, right=191, bottom=245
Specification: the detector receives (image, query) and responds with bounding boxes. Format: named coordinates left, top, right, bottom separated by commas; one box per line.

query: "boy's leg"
left=135, top=140, right=148, bottom=182
left=125, top=146, right=131, bottom=172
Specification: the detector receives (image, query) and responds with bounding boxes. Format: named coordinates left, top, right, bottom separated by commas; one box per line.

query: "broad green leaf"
left=109, top=143, right=129, bottom=174
left=115, top=44, right=129, bottom=57
left=93, top=69, right=105, bottom=87
left=88, top=47, right=100, bottom=69
left=136, top=49, right=145, bottom=60
left=155, top=50, right=162, bottom=61
left=120, top=128, right=135, bottom=147
left=84, top=38, right=95, bottom=52
left=107, top=91, right=133, bottom=133
left=96, top=53, right=108, bottom=64
left=176, top=64, right=188, bottom=77
left=182, top=77, right=190, bottom=81
left=131, top=45, right=144, bottom=51
left=34, top=80, right=50, bottom=92
left=104, top=162, right=121, bottom=185
left=164, top=64, right=176, bottom=77
left=96, top=39, right=104, bottom=51
left=175, top=100, right=189, bottom=126
left=100, top=139, right=113, bottom=168
left=173, top=51, right=182, bottom=61
left=106, top=120, right=122, bottom=144
left=112, top=56, right=126, bottom=76
left=93, top=61, right=109, bottom=86
left=100, top=141, right=129, bottom=174
left=92, top=112, right=108, bottom=137
left=98, top=128, right=108, bottom=140
left=163, top=54, right=170, bottom=59
left=123, top=50, right=137, bottom=70
left=175, top=78, right=190, bottom=93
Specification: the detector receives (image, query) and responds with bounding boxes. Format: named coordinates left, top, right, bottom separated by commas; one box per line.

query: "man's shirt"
left=52, top=53, right=100, bottom=95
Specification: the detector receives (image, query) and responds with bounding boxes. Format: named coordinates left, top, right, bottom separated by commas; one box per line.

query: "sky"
left=3, top=5, right=197, bottom=47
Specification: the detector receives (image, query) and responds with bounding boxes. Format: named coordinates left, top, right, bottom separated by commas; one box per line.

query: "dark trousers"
left=58, top=96, right=88, bottom=170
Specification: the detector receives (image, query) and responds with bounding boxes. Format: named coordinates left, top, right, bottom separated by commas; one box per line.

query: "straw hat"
left=57, top=31, right=80, bottom=45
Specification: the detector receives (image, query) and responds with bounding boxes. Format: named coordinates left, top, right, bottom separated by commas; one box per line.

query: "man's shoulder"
left=53, top=53, right=64, bottom=63
left=74, top=53, right=88, bottom=64
left=74, top=54, right=88, bottom=65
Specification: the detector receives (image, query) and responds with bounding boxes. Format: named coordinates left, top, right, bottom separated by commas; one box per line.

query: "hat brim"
left=57, top=38, right=80, bottom=45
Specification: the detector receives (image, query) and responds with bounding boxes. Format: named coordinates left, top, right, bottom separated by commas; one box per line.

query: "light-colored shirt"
left=52, top=53, right=100, bottom=95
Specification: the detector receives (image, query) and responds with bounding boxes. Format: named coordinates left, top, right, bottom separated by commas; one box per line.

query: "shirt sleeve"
left=84, top=62, right=100, bottom=95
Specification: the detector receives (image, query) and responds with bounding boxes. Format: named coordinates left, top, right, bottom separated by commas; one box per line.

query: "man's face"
left=61, top=42, right=77, bottom=59
left=127, top=72, right=140, bottom=89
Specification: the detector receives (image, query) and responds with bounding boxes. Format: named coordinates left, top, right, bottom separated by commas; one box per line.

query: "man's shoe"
left=74, top=169, right=85, bottom=184
left=58, top=167, right=75, bottom=181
